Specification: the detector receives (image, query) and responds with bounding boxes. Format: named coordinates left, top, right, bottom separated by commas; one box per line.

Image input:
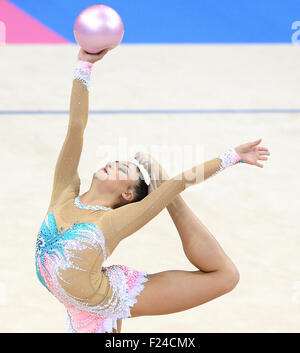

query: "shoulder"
left=47, top=182, right=80, bottom=215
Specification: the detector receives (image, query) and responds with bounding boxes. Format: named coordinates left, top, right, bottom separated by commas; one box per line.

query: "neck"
left=80, top=188, right=115, bottom=209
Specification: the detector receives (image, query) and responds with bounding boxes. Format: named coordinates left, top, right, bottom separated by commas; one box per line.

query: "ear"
left=121, top=189, right=135, bottom=202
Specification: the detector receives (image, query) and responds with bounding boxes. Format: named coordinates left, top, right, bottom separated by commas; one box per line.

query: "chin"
left=94, top=170, right=108, bottom=181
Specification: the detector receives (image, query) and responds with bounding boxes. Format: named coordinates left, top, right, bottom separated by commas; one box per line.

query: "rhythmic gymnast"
left=35, top=48, right=270, bottom=333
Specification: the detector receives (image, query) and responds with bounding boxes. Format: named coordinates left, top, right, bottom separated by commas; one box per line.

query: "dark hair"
left=131, top=173, right=148, bottom=203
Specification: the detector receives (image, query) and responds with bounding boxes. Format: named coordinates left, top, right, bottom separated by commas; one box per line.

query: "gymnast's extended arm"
left=105, top=150, right=243, bottom=242
left=47, top=50, right=109, bottom=210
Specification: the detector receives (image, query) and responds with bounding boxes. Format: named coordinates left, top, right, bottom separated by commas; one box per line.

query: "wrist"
left=76, top=60, right=93, bottom=75
left=74, top=60, right=93, bottom=90
left=217, top=148, right=243, bottom=171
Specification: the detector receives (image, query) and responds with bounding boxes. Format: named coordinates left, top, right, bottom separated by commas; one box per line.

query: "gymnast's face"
left=94, top=160, right=140, bottom=202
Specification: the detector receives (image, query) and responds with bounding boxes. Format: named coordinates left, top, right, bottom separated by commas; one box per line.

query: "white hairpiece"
left=128, top=157, right=151, bottom=186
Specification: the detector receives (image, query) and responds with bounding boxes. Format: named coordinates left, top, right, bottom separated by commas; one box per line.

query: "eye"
left=119, top=167, right=128, bottom=174
left=115, top=161, right=129, bottom=174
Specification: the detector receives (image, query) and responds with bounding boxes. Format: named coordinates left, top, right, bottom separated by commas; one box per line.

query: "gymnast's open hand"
left=235, top=138, right=270, bottom=168
left=78, top=47, right=110, bottom=63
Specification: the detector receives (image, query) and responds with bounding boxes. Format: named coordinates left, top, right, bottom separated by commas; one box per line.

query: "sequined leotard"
left=35, top=60, right=243, bottom=333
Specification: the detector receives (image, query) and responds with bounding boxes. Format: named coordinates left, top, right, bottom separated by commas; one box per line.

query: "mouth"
left=99, top=167, right=108, bottom=174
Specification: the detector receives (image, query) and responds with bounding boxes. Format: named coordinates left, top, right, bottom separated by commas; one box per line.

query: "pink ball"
left=74, top=5, right=124, bottom=54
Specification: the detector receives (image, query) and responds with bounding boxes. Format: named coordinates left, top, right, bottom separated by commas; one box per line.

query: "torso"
left=35, top=192, right=116, bottom=297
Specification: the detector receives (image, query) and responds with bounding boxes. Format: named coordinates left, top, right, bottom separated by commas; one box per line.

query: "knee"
left=221, top=265, right=240, bottom=293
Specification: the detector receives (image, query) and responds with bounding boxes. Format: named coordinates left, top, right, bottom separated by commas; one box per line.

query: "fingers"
left=259, top=150, right=270, bottom=155
left=97, top=48, right=110, bottom=57
left=258, top=147, right=270, bottom=162
left=258, top=146, right=270, bottom=153
left=256, top=150, right=269, bottom=166
left=257, top=146, right=270, bottom=165
left=250, top=138, right=262, bottom=146
left=93, top=48, right=109, bottom=55
left=78, top=47, right=110, bottom=63
left=255, top=162, right=264, bottom=168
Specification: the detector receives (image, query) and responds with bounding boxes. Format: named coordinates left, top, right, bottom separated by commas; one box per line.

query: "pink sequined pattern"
left=36, top=213, right=148, bottom=333
left=76, top=60, right=93, bottom=75
left=67, top=264, right=148, bottom=333
left=217, top=148, right=242, bottom=171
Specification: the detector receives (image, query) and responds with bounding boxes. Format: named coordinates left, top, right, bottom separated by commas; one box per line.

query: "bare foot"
left=134, top=152, right=170, bottom=193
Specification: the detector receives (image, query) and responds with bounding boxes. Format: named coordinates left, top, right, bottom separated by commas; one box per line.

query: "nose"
left=106, top=162, right=113, bottom=169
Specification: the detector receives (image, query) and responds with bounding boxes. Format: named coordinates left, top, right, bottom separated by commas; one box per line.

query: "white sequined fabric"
left=67, top=264, right=148, bottom=333
left=73, top=68, right=91, bottom=90
left=73, top=60, right=93, bottom=90
left=216, top=148, right=243, bottom=174
left=74, top=196, right=112, bottom=211
left=35, top=212, right=148, bottom=333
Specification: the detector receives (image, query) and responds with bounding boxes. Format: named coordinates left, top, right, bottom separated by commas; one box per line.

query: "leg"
left=138, top=153, right=238, bottom=272
left=130, top=268, right=238, bottom=317
left=117, top=319, right=122, bottom=332
left=112, top=319, right=122, bottom=333
left=130, top=195, right=239, bottom=318
left=166, top=194, right=238, bottom=272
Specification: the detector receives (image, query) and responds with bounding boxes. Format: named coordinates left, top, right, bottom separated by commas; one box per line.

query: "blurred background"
left=1, top=0, right=299, bottom=44
left=0, top=0, right=299, bottom=333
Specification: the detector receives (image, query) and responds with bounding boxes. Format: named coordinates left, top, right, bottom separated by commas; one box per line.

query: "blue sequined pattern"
left=35, top=211, right=148, bottom=333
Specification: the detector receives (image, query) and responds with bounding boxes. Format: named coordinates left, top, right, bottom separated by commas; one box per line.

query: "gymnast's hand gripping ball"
left=74, top=5, right=124, bottom=54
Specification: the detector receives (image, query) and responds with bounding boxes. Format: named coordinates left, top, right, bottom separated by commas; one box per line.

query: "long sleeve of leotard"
left=48, top=61, right=92, bottom=210
left=105, top=151, right=242, bottom=242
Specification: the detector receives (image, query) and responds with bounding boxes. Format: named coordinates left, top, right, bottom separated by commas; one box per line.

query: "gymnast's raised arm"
left=47, top=49, right=110, bottom=210
left=106, top=139, right=270, bottom=242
